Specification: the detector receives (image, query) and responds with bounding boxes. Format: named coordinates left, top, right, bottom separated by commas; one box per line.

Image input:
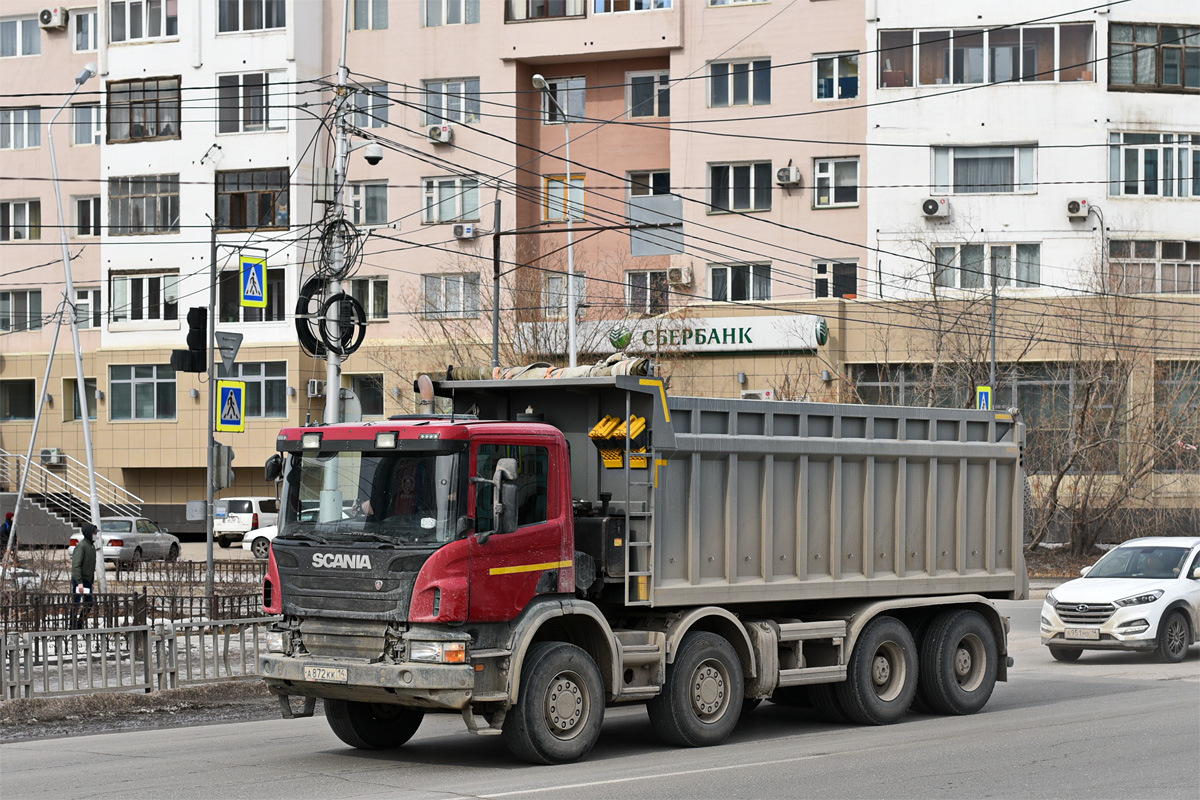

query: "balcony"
left=502, top=0, right=681, bottom=61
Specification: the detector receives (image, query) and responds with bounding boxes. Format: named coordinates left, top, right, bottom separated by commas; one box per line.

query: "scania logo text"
left=312, top=553, right=372, bottom=569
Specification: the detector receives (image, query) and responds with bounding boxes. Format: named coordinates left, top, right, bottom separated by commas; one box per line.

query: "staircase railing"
left=0, top=448, right=142, bottom=522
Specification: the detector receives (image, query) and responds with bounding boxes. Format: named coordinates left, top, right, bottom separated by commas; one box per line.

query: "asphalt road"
left=3, top=599, right=1198, bottom=800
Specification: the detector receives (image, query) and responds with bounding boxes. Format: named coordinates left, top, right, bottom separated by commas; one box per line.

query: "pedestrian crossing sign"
left=240, top=256, right=266, bottom=308
left=216, top=380, right=246, bottom=433
left=976, top=385, right=992, bottom=411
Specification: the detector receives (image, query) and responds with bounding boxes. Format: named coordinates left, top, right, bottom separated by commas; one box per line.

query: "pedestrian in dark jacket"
left=1, top=512, right=13, bottom=554
left=71, top=523, right=98, bottom=629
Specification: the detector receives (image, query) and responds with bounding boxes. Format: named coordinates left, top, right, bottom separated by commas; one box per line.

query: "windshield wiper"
left=279, top=531, right=328, bottom=544
left=354, top=532, right=399, bottom=544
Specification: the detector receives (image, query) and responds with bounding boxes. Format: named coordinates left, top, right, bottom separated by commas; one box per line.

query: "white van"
left=214, top=496, right=279, bottom=547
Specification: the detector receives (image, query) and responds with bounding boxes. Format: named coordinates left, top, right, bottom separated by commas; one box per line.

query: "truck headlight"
left=409, top=641, right=467, bottom=664
left=1114, top=590, right=1163, bottom=607
left=266, top=631, right=286, bottom=653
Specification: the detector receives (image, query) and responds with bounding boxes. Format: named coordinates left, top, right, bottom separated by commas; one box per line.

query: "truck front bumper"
left=259, top=654, right=476, bottom=710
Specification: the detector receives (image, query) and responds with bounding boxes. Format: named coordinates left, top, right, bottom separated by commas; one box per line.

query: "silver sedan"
left=69, top=516, right=181, bottom=566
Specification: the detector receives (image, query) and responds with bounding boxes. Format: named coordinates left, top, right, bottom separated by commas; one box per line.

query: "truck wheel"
left=1155, top=611, right=1190, bottom=663
left=835, top=615, right=918, bottom=725
left=324, top=699, right=424, bottom=749
left=503, top=641, right=605, bottom=765
left=251, top=536, right=271, bottom=560
left=647, top=631, right=744, bottom=747
left=770, top=686, right=811, bottom=708
left=1049, top=646, right=1082, bottom=663
left=809, top=683, right=849, bottom=723
left=919, top=610, right=998, bottom=715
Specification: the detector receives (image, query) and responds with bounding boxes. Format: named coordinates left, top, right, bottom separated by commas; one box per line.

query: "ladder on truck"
left=622, top=389, right=655, bottom=607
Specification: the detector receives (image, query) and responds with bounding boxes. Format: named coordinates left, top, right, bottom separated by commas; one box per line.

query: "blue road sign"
left=216, top=380, right=246, bottom=432
left=240, top=256, right=266, bottom=308
left=976, top=385, right=992, bottom=411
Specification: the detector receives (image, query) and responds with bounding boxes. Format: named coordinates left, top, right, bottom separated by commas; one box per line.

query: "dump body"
left=436, top=375, right=1028, bottom=606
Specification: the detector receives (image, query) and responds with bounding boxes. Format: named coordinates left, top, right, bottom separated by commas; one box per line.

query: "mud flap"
left=278, top=694, right=318, bottom=719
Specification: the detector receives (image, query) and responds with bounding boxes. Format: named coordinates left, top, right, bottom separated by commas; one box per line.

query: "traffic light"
left=214, top=443, right=235, bottom=490
left=171, top=307, right=208, bottom=373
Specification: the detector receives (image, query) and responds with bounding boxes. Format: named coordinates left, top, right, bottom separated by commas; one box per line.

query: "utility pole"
left=205, top=221, right=217, bottom=598
left=492, top=200, right=502, bottom=369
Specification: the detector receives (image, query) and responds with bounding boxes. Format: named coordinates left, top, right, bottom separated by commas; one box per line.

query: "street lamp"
left=532, top=73, right=578, bottom=368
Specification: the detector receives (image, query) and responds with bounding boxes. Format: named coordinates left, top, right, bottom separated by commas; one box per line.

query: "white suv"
left=1041, top=536, right=1200, bottom=663
left=214, top=496, right=279, bottom=548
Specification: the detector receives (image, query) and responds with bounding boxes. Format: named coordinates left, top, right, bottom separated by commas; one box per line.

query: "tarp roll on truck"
left=258, top=374, right=1028, bottom=764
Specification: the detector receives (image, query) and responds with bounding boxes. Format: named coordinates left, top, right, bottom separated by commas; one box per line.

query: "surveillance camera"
left=363, top=143, right=383, bottom=166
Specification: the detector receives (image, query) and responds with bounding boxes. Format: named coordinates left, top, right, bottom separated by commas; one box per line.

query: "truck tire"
left=324, top=699, right=424, bottom=750
left=919, top=610, right=998, bottom=716
left=809, top=683, right=849, bottom=723
left=835, top=615, right=918, bottom=725
left=502, top=641, right=605, bottom=765
left=647, top=631, right=744, bottom=747
left=769, top=686, right=811, bottom=708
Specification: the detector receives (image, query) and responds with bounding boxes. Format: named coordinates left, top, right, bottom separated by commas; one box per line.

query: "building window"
left=879, top=24, right=1095, bottom=87
left=507, top=0, right=585, bottom=21
left=1154, top=362, right=1200, bottom=473
left=75, top=197, right=101, bottom=237
left=108, top=175, right=180, bottom=235
left=933, top=146, right=1036, bottom=194
left=350, top=277, right=389, bottom=321
left=76, top=287, right=102, bottom=329
left=349, top=374, right=384, bottom=417
left=109, top=0, right=179, bottom=42
left=1109, top=132, right=1199, bottom=198
left=710, top=59, right=771, bottom=107
left=627, top=270, right=668, bottom=314
left=423, top=176, right=480, bottom=223
left=216, top=362, right=287, bottom=417
left=353, top=84, right=389, bottom=128
left=629, top=170, right=670, bottom=197
left=0, top=200, right=41, bottom=240
left=814, top=158, right=859, bottom=207
left=423, top=273, right=480, bottom=319
left=216, top=168, right=289, bottom=230
left=544, top=174, right=585, bottom=221
left=219, top=267, right=286, bottom=322
left=110, top=273, right=179, bottom=323
left=540, top=76, right=585, bottom=123
left=0, top=290, right=42, bottom=332
left=73, top=104, right=102, bottom=145
left=0, top=18, right=41, bottom=57
left=73, top=8, right=98, bottom=51
left=711, top=263, right=770, bottom=302
left=1016, top=363, right=1123, bottom=475
left=596, top=0, right=672, bottom=11
left=1108, top=239, right=1200, bottom=294
left=814, top=261, right=857, bottom=298
left=423, top=79, right=480, bottom=125
left=709, top=162, right=771, bottom=212
left=107, top=77, right=181, bottom=143
left=816, top=53, right=859, bottom=99
left=934, top=243, right=1041, bottom=290
left=628, top=71, right=670, bottom=118
left=218, top=72, right=286, bottom=133
left=109, top=364, right=176, bottom=421
left=218, top=0, right=286, bottom=32
left=351, top=182, right=388, bottom=226
left=0, top=108, right=41, bottom=150
left=425, top=0, right=479, bottom=26
left=65, top=377, right=99, bottom=421
left=352, top=0, right=388, bottom=30
left=1110, top=23, right=1200, bottom=92
left=545, top=273, right=586, bottom=319
left=0, top=380, right=36, bottom=421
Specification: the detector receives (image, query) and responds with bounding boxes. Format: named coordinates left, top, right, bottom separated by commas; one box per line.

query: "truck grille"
left=272, top=542, right=429, bottom=621
left=1056, top=602, right=1116, bottom=625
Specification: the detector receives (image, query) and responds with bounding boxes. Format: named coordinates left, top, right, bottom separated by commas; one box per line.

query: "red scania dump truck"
left=259, top=375, right=1027, bottom=764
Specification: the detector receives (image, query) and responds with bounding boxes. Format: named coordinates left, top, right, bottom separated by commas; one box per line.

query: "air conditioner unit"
left=452, top=223, right=477, bottom=240
left=427, top=124, right=454, bottom=144
left=307, top=379, right=326, bottom=398
left=921, top=197, right=951, bottom=218
left=776, top=166, right=803, bottom=187
left=39, top=7, right=67, bottom=29
left=39, top=447, right=64, bottom=466
left=740, top=390, right=776, bottom=401
left=667, top=265, right=693, bottom=287
left=1066, top=197, right=1089, bottom=220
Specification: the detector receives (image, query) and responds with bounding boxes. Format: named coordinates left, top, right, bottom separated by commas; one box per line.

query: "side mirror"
left=1080, top=566, right=1092, bottom=577
left=265, top=454, right=283, bottom=482
left=478, top=458, right=519, bottom=545
left=498, top=483, right=518, bottom=535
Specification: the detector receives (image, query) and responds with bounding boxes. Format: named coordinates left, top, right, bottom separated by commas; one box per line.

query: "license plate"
left=303, top=665, right=348, bottom=683
left=1065, top=628, right=1100, bottom=640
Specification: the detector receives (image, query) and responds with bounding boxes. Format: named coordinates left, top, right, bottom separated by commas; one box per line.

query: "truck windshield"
left=281, top=449, right=465, bottom=545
